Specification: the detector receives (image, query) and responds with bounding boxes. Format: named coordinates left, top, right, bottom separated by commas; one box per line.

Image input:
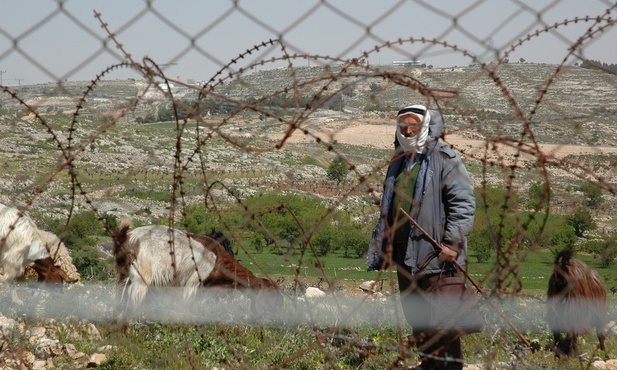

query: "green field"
left=237, top=242, right=617, bottom=295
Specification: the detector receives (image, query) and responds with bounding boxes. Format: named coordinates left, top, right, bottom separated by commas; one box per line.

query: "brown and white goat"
left=0, top=204, right=77, bottom=285
left=111, top=222, right=280, bottom=319
left=547, top=249, right=609, bottom=356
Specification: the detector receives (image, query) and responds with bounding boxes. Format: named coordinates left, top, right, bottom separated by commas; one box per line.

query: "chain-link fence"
left=1, top=1, right=617, bottom=369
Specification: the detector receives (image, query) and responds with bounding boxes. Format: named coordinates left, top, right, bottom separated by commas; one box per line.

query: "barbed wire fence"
left=1, top=0, right=617, bottom=368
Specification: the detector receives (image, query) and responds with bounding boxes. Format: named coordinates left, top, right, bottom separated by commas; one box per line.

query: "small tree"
left=144, top=111, right=156, bottom=123
left=183, top=204, right=225, bottom=234
left=312, top=225, right=337, bottom=257
left=566, top=208, right=597, bottom=237
left=468, top=223, right=494, bottom=263
left=248, top=231, right=266, bottom=253
left=527, top=181, right=552, bottom=210
left=157, top=104, right=172, bottom=122
left=345, top=230, right=369, bottom=258
left=324, top=222, right=369, bottom=259
left=327, top=157, right=348, bottom=184
left=549, top=224, right=578, bottom=258
left=580, top=182, right=603, bottom=208
left=581, top=235, right=617, bottom=268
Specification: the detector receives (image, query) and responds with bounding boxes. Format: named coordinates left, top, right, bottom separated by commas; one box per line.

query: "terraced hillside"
left=0, top=63, right=616, bottom=227
left=225, top=63, right=617, bottom=145
left=7, top=62, right=613, bottom=144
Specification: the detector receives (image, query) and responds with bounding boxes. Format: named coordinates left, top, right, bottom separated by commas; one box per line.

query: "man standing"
left=368, top=104, right=476, bottom=370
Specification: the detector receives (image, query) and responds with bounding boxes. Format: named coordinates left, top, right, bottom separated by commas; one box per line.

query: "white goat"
left=0, top=203, right=76, bottom=284
left=112, top=222, right=281, bottom=319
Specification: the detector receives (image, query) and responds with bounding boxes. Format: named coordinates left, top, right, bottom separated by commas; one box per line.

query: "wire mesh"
left=1, top=1, right=616, bottom=369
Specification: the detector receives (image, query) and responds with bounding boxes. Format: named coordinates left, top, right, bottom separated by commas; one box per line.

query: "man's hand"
left=438, top=243, right=457, bottom=263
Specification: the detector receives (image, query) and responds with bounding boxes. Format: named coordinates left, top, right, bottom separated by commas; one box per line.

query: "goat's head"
left=30, top=257, right=78, bottom=284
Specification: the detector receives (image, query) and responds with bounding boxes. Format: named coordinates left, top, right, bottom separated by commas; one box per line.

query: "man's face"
left=398, top=114, right=423, bottom=137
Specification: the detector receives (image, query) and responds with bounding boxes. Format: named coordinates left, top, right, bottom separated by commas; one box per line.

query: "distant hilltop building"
left=392, top=60, right=425, bottom=68
left=145, top=82, right=188, bottom=94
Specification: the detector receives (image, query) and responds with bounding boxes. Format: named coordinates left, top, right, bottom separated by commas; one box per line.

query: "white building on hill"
left=392, top=60, right=424, bottom=68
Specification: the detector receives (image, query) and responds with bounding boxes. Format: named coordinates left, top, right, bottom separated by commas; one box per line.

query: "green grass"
left=238, top=243, right=617, bottom=295
left=236, top=244, right=372, bottom=283
left=469, top=249, right=617, bottom=293
left=468, top=249, right=556, bottom=293
left=223, top=246, right=617, bottom=369
left=89, top=302, right=617, bottom=370
left=4, top=286, right=615, bottom=370
left=94, top=323, right=406, bottom=369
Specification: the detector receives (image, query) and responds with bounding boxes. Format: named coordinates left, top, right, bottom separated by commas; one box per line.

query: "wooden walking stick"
left=399, top=208, right=531, bottom=347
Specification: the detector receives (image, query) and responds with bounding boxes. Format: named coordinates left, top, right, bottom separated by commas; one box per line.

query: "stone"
left=359, top=280, right=377, bottom=292
left=34, top=338, right=63, bottom=358
left=87, top=353, right=107, bottom=367
left=304, top=286, right=326, bottom=298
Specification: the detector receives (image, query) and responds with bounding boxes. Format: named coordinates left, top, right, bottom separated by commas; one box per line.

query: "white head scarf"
left=395, top=104, right=431, bottom=153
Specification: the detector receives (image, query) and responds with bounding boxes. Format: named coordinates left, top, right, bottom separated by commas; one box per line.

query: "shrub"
left=248, top=231, right=266, bottom=253
left=580, top=235, right=617, bottom=268
left=326, top=156, right=349, bottom=184
left=548, top=224, right=578, bottom=258
left=566, top=208, right=597, bottom=237
left=41, top=210, right=117, bottom=244
left=527, top=181, right=552, bottom=210
left=468, top=224, right=494, bottom=263
left=312, top=224, right=337, bottom=257
left=580, top=182, right=603, bottom=208
left=45, top=210, right=118, bottom=281
left=182, top=203, right=226, bottom=234
left=339, top=226, right=369, bottom=258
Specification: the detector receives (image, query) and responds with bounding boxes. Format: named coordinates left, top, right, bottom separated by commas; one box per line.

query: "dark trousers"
left=397, top=267, right=463, bottom=370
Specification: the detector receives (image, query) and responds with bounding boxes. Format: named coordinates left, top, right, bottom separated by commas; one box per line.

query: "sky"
left=0, top=0, right=615, bottom=86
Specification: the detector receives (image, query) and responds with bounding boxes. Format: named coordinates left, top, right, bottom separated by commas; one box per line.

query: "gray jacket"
left=367, top=112, right=475, bottom=275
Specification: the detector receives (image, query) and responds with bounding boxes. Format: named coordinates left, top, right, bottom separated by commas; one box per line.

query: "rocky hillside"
left=227, top=63, right=617, bottom=146
left=2, top=64, right=617, bottom=369
left=1, top=63, right=616, bottom=226
left=5, top=63, right=616, bottom=146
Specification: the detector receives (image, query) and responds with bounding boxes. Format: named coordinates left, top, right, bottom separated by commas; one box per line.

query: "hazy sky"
left=0, top=0, right=615, bottom=86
